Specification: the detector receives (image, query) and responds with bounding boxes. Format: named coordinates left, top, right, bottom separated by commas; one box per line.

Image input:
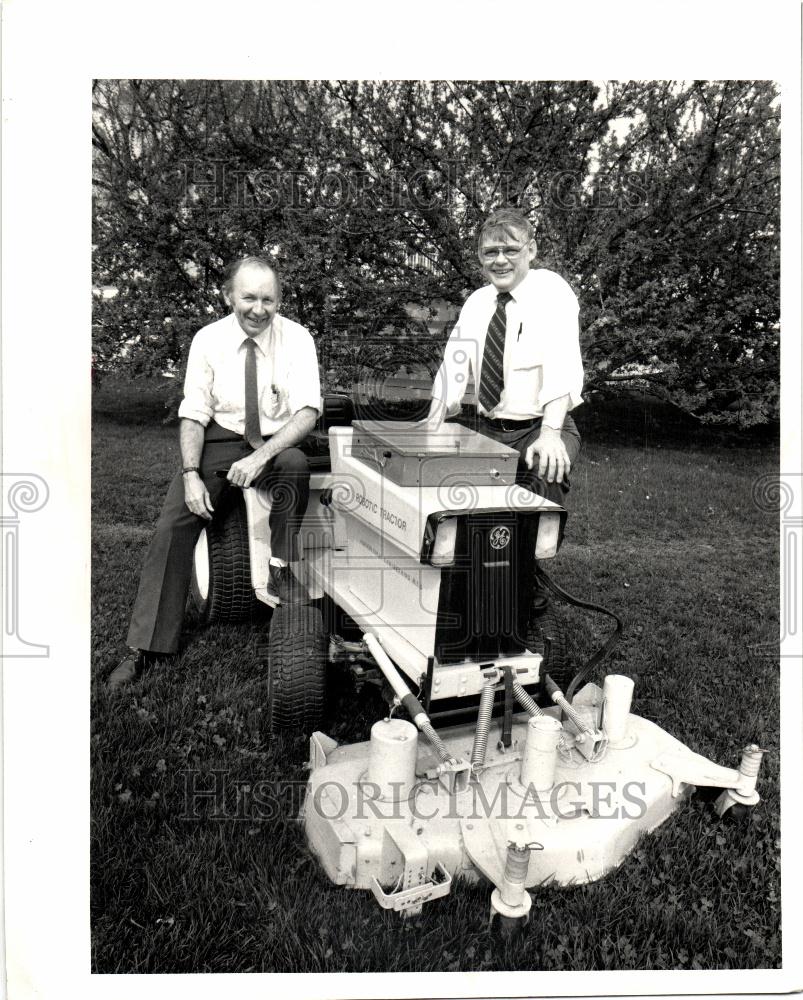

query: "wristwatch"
left=542, top=421, right=563, bottom=432
left=182, top=466, right=200, bottom=475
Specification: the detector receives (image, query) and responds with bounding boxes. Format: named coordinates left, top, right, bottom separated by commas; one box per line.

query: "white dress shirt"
left=432, top=268, right=584, bottom=420
left=178, top=313, right=322, bottom=436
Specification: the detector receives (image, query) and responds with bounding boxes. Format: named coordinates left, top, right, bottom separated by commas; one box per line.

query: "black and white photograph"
left=2, top=2, right=802, bottom=997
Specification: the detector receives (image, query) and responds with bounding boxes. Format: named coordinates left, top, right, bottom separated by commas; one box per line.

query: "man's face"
left=478, top=226, right=536, bottom=293
left=228, top=264, right=280, bottom=337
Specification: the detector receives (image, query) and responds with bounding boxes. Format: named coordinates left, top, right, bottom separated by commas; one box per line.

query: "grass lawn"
left=91, top=381, right=780, bottom=973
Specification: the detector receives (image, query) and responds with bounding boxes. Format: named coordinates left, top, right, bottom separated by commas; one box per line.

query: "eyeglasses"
left=479, top=244, right=528, bottom=263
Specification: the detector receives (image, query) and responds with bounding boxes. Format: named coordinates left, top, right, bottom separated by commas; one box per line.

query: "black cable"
left=534, top=564, right=624, bottom=703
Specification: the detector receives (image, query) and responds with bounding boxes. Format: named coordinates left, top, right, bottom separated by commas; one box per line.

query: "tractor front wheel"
left=190, top=490, right=261, bottom=624
left=267, top=604, right=328, bottom=735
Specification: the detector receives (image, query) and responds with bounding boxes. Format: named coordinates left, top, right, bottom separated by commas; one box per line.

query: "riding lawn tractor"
left=190, top=396, right=765, bottom=925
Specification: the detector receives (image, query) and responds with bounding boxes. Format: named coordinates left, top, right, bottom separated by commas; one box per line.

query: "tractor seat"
left=300, top=392, right=356, bottom=472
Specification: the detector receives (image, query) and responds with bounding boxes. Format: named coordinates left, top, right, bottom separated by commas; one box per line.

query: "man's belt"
left=479, top=414, right=539, bottom=431
left=204, top=420, right=268, bottom=445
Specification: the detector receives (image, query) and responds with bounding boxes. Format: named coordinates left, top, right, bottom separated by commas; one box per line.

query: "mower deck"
left=302, top=682, right=764, bottom=918
left=304, top=693, right=688, bottom=891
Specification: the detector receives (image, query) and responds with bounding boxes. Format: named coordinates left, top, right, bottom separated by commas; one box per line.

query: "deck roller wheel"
left=190, top=490, right=261, bottom=624
left=267, top=604, right=328, bottom=735
left=720, top=802, right=752, bottom=826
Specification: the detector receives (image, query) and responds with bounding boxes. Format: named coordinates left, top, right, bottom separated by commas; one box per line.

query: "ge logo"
left=489, top=526, right=510, bottom=550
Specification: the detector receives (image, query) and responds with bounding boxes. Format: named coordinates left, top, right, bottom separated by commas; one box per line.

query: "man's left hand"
left=525, top=428, right=570, bottom=484
left=227, top=452, right=271, bottom=489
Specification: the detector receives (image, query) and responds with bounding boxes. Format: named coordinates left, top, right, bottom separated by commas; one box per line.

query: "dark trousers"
left=127, top=423, right=310, bottom=654
left=472, top=413, right=582, bottom=507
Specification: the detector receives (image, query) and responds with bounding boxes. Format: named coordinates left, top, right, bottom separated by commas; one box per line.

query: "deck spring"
left=420, top=720, right=459, bottom=766
left=512, top=679, right=544, bottom=718
left=470, top=684, right=496, bottom=769
left=504, top=844, right=531, bottom=884
left=739, top=745, right=765, bottom=778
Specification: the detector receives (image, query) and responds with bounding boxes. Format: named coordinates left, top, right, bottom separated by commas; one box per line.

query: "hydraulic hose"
left=534, top=565, right=623, bottom=702
left=543, top=675, right=595, bottom=735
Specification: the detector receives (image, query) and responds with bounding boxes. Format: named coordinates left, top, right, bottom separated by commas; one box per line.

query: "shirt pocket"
left=259, top=380, right=286, bottom=418
left=510, top=330, right=542, bottom=371
left=505, top=329, right=543, bottom=410
left=505, top=363, right=542, bottom=411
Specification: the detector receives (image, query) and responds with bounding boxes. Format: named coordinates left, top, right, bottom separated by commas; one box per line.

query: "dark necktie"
left=478, top=291, right=512, bottom=414
left=243, top=338, right=263, bottom=450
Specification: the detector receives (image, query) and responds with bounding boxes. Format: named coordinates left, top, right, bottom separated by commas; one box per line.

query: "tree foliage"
left=92, top=79, right=780, bottom=425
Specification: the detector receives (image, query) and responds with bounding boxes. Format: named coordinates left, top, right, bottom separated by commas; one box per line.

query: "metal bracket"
left=651, top=751, right=741, bottom=798
left=370, top=862, right=452, bottom=915
left=371, top=861, right=452, bottom=917
left=368, top=824, right=453, bottom=916
left=566, top=724, right=608, bottom=762
left=421, top=756, right=472, bottom=788
left=561, top=683, right=608, bottom=761
left=308, top=731, right=339, bottom=772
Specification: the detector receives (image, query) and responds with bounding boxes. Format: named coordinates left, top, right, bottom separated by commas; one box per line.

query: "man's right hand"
left=524, top=427, right=571, bottom=484
left=183, top=472, right=214, bottom=520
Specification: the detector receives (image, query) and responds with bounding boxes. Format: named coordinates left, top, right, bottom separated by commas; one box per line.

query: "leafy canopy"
left=93, top=80, right=779, bottom=425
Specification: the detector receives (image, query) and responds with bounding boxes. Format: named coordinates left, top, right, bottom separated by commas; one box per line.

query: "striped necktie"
left=243, top=338, right=263, bottom=450
left=478, top=291, right=512, bottom=414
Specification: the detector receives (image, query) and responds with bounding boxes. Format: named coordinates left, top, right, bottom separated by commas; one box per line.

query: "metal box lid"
left=351, top=420, right=517, bottom=460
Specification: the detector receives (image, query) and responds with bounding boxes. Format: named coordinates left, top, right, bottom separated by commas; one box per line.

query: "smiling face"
left=478, top=224, right=536, bottom=293
left=227, top=263, right=280, bottom=337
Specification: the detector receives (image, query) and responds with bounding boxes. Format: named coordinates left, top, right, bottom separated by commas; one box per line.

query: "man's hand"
left=227, top=452, right=270, bottom=489
left=525, top=427, right=571, bottom=484
left=183, top=472, right=214, bottom=520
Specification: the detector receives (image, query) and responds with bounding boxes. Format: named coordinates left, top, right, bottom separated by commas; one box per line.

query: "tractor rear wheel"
left=190, top=490, right=261, bottom=624
left=526, top=588, right=573, bottom=697
left=267, top=604, right=328, bottom=735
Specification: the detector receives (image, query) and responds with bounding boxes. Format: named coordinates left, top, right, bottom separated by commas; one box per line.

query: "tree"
left=92, top=79, right=780, bottom=425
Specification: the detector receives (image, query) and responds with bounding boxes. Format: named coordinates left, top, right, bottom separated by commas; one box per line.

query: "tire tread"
left=191, top=492, right=260, bottom=624
left=526, top=594, right=573, bottom=694
left=268, top=604, right=327, bottom=734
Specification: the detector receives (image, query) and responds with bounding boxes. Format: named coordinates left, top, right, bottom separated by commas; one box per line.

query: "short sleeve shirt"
left=178, top=313, right=322, bottom=436
left=432, top=268, right=584, bottom=420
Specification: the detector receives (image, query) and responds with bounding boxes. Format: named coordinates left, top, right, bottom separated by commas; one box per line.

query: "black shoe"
left=107, top=651, right=145, bottom=691
left=267, top=563, right=310, bottom=605
left=107, top=650, right=173, bottom=691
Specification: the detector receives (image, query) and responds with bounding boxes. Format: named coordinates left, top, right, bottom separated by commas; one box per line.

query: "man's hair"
left=222, top=256, right=282, bottom=302
left=478, top=208, right=535, bottom=247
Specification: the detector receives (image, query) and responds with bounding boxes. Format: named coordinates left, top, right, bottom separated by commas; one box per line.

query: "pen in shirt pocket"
left=517, top=323, right=523, bottom=341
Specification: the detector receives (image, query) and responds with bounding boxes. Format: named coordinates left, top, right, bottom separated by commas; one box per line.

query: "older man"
left=426, top=207, right=583, bottom=505
left=108, top=256, right=321, bottom=690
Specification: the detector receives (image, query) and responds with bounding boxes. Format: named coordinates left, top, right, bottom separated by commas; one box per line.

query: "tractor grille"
left=433, top=512, right=538, bottom=664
